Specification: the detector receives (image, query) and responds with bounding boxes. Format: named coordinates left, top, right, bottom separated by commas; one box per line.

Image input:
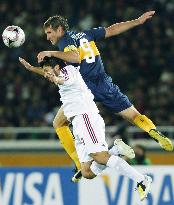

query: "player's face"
left=45, top=26, right=62, bottom=45
left=43, top=66, right=52, bottom=73
left=54, top=65, right=61, bottom=75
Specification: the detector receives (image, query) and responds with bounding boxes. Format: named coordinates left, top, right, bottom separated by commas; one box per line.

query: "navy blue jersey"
left=56, top=27, right=132, bottom=113
left=57, top=27, right=106, bottom=81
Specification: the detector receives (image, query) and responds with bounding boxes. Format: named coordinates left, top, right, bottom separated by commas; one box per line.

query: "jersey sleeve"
left=58, top=36, right=78, bottom=52
left=85, top=27, right=106, bottom=41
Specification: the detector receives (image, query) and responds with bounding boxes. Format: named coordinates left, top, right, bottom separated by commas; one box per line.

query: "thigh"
left=53, top=105, right=68, bottom=128
left=74, top=132, right=93, bottom=163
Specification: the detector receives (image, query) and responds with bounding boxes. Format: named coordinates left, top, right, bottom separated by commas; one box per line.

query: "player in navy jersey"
left=37, top=12, right=173, bottom=182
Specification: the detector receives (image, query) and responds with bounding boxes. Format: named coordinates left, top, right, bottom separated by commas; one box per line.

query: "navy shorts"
left=85, top=73, right=132, bottom=113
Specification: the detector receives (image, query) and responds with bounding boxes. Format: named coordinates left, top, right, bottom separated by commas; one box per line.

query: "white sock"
left=109, top=145, right=119, bottom=155
left=90, top=161, right=105, bottom=176
left=90, top=146, right=120, bottom=175
left=107, top=155, right=145, bottom=183
left=89, top=145, right=119, bottom=176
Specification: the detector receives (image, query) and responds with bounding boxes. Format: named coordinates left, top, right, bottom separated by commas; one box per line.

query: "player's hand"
left=19, top=57, right=33, bottom=71
left=137, top=11, right=155, bottom=24
left=37, top=51, right=52, bottom=63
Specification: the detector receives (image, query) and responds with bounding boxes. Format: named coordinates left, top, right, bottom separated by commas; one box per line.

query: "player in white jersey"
left=19, top=56, right=152, bottom=201
left=58, top=66, right=99, bottom=121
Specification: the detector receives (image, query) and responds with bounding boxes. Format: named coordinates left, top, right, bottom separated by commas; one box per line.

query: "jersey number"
left=80, top=38, right=95, bottom=63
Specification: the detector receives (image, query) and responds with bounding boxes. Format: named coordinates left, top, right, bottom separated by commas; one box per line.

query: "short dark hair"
left=43, top=15, right=69, bottom=31
left=39, top=57, right=66, bottom=69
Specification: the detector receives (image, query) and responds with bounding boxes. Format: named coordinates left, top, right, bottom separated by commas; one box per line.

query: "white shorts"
left=72, top=113, right=108, bottom=163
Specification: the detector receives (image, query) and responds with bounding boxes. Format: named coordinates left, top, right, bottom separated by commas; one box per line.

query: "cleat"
left=149, top=129, right=173, bottom=151
left=114, top=139, right=135, bottom=159
left=137, top=175, right=152, bottom=201
left=71, top=169, right=82, bottom=183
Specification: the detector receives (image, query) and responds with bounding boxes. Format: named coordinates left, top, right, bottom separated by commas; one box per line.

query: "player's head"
left=39, top=57, right=66, bottom=73
left=43, top=15, right=69, bottom=45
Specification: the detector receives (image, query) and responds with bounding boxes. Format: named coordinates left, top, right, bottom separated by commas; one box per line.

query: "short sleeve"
left=85, top=27, right=106, bottom=41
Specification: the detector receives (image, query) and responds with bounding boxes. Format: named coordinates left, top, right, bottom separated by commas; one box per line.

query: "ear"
left=58, top=26, right=65, bottom=34
left=55, top=65, right=60, bottom=70
left=57, top=26, right=61, bottom=32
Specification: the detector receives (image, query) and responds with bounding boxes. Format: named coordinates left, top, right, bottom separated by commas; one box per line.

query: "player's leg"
left=72, top=112, right=151, bottom=200
left=71, top=112, right=108, bottom=181
left=89, top=151, right=152, bottom=201
left=80, top=161, right=96, bottom=179
left=71, top=109, right=149, bottom=192
left=118, top=105, right=155, bottom=131
left=72, top=138, right=135, bottom=182
left=79, top=151, right=146, bottom=186
left=118, top=105, right=173, bottom=151
left=53, top=106, right=81, bottom=170
left=92, top=74, right=173, bottom=151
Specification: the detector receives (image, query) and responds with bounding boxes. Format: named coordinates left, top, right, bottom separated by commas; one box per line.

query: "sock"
left=133, top=114, right=156, bottom=133
left=90, top=146, right=120, bottom=176
left=90, top=161, right=106, bottom=175
left=106, top=155, right=144, bottom=183
left=56, top=126, right=81, bottom=170
left=109, top=146, right=119, bottom=156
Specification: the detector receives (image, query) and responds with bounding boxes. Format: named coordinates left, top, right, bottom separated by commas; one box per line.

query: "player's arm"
left=105, top=11, right=155, bottom=38
left=37, top=50, right=80, bottom=64
left=19, top=57, right=44, bottom=76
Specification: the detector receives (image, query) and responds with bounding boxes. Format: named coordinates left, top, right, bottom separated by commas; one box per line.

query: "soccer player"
left=19, top=56, right=152, bottom=201
left=36, top=11, right=173, bottom=181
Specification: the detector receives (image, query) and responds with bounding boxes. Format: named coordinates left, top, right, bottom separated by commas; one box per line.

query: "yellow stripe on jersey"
left=63, top=41, right=100, bottom=62
left=78, top=41, right=100, bottom=61
left=64, top=45, right=78, bottom=52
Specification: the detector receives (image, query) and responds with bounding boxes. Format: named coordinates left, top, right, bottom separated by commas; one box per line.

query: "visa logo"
left=0, top=168, right=78, bottom=205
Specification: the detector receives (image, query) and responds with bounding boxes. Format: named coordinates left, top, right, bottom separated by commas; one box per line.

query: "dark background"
left=1, top=0, right=174, bottom=137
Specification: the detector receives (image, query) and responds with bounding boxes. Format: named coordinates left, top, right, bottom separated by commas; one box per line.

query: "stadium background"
left=0, top=0, right=174, bottom=204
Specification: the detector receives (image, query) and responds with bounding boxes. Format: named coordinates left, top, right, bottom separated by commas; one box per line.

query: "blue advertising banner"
left=0, top=167, right=78, bottom=205
left=0, top=166, right=174, bottom=205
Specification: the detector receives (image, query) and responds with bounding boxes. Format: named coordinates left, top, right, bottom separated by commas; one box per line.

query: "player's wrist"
left=134, top=19, right=140, bottom=26
left=28, top=66, right=34, bottom=71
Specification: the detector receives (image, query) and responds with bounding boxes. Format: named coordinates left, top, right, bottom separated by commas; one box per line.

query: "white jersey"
left=58, top=65, right=99, bottom=119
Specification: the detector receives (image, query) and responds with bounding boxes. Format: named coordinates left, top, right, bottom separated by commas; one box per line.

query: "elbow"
left=105, top=27, right=119, bottom=38
left=105, top=27, right=113, bottom=38
left=76, top=56, right=81, bottom=64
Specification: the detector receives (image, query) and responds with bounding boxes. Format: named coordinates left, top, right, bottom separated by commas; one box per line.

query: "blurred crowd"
left=1, top=0, right=174, bottom=139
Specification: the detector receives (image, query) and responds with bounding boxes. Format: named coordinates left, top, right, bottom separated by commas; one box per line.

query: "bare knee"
left=90, top=151, right=110, bottom=165
left=81, top=162, right=96, bottom=179
left=53, top=117, right=58, bottom=128
left=53, top=116, right=68, bottom=128
left=81, top=170, right=95, bottom=179
left=53, top=108, right=68, bottom=129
